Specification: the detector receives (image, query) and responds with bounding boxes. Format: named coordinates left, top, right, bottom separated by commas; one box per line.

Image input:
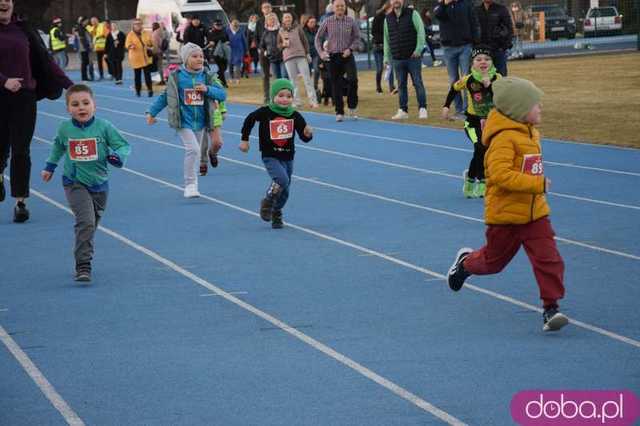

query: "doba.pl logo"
left=511, top=390, right=640, bottom=425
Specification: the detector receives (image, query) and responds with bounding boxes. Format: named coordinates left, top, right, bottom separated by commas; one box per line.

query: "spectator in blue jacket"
left=434, top=0, right=479, bottom=118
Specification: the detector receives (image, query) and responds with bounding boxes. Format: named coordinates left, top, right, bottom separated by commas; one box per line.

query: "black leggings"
left=96, top=51, right=106, bottom=78
left=464, top=119, right=486, bottom=180
left=328, top=53, right=358, bottom=115
left=134, top=65, right=153, bottom=94
left=0, top=90, right=37, bottom=198
left=80, top=51, right=94, bottom=81
left=214, top=57, right=228, bottom=86
left=112, top=60, right=123, bottom=82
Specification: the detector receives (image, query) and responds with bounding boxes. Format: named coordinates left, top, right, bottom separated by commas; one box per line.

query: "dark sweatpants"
left=328, top=53, right=358, bottom=115
left=0, top=90, right=37, bottom=198
left=64, top=183, right=108, bottom=272
left=463, top=217, right=565, bottom=308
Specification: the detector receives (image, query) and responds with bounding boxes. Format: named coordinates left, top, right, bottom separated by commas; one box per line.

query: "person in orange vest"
left=89, top=17, right=108, bottom=80
left=126, top=18, right=154, bottom=97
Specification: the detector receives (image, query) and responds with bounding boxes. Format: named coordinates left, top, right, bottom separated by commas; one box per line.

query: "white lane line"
left=359, top=252, right=400, bottom=257
left=27, top=139, right=640, bottom=349
left=544, top=161, right=640, bottom=178
left=27, top=188, right=466, bottom=426
left=0, top=325, right=85, bottom=426
left=39, top=109, right=640, bottom=211
left=32, top=128, right=640, bottom=261
left=550, top=192, right=640, bottom=210
left=0, top=308, right=8, bottom=312
left=84, top=89, right=640, bottom=153
left=87, top=94, right=640, bottom=176
left=200, top=291, right=248, bottom=297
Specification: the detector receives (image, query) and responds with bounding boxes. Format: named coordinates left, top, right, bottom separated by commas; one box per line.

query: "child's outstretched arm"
left=104, top=122, right=132, bottom=168
left=442, top=78, right=465, bottom=120
left=146, top=91, right=168, bottom=125
left=294, top=112, right=313, bottom=143
left=41, top=135, right=66, bottom=182
left=239, top=109, right=260, bottom=152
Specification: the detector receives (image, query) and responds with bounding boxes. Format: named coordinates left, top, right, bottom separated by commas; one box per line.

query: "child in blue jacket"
left=146, top=43, right=227, bottom=198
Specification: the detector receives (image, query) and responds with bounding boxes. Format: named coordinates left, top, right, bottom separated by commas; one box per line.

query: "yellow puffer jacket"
left=125, top=30, right=153, bottom=70
left=482, top=109, right=550, bottom=225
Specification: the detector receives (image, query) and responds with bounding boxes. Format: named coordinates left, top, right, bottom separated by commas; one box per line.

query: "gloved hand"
left=107, top=154, right=123, bottom=168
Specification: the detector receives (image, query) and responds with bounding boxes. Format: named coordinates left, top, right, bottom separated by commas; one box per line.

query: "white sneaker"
left=184, top=184, right=200, bottom=198
left=433, top=60, right=444, bottom=67
left=347, top=109, right=358, bottom=120
left=418, top=108, right=428, bottom=119
left=336, top=114, right=344, bottom=122
left=391, top=109, right=409, bottom=120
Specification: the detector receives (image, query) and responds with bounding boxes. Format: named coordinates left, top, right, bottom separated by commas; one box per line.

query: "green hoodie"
left=45, top=117, right=131, bottom=190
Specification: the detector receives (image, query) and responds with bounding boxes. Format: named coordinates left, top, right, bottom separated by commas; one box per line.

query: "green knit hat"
left=493, top=77, right=544, bottom=123
left=268, top=79, right=296, bottom=117
left=270, top=79, right=295, bottom=101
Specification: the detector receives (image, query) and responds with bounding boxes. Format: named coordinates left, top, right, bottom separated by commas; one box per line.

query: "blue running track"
left=1, top=71, right=639, bottom=425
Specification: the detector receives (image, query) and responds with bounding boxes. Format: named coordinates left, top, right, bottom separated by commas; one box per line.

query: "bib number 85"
left=74, top=144, right=90, bottom=156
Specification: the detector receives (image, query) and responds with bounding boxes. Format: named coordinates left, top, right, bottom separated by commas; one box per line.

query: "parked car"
left=583, top=6, right=623, bottom=37
left=358, top=17, right=373, bottom=52
left=528, top=5, right=576, bottom=40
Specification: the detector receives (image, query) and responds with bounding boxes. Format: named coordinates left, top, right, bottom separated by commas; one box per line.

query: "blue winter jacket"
left=148, top=67, right=227, bottom=131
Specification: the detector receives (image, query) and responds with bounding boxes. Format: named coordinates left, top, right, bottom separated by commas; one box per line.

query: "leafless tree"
left=346, top=0, right=365, bottom=14
left=217, top=0, right=258, bottom=20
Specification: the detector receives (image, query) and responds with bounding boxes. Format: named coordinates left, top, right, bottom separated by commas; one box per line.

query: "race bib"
left=269, top=118, right=294, bottom=146
left=521, top=153, right=544, bottom=176
left=184, top=88, right=204, bottom=106
left=69, top=138, right=98, bottom=162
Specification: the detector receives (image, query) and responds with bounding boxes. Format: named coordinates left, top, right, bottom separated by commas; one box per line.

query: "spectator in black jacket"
left=247, top=14, right=260, bottom=75
left=421, top=9, right=442, bottom=66
left=206, top=19, right=229, bottom=86
left=105, top=22, right=126, bottom=84
left=183, top=15, right=207, bottom=49
left=372, top=2, right=396, bottom=94
left=434, top=0, right=479, bottom=118
left=476, top=0, right=513, bottom=76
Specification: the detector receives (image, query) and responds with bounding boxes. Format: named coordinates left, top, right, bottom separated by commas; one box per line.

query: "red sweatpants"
left=463, top=217, right=565, bottom=308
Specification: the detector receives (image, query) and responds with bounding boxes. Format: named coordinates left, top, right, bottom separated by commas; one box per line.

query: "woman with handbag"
left=105, top=21, right=125, bottom=84
left=260, top=13, right=283, bottom=81
left=126, top=18, right=154, bottom=97
left=278, top=12, right=318, bottom=108
left=0, top=0, right=73, bottom=222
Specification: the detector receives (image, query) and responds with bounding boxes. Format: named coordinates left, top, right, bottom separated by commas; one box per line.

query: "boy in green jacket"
left=41, top=84, right=131, bottom=282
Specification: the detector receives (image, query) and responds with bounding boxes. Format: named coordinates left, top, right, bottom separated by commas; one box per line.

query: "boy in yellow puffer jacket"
left=447, top=77, right=568, bottom=332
